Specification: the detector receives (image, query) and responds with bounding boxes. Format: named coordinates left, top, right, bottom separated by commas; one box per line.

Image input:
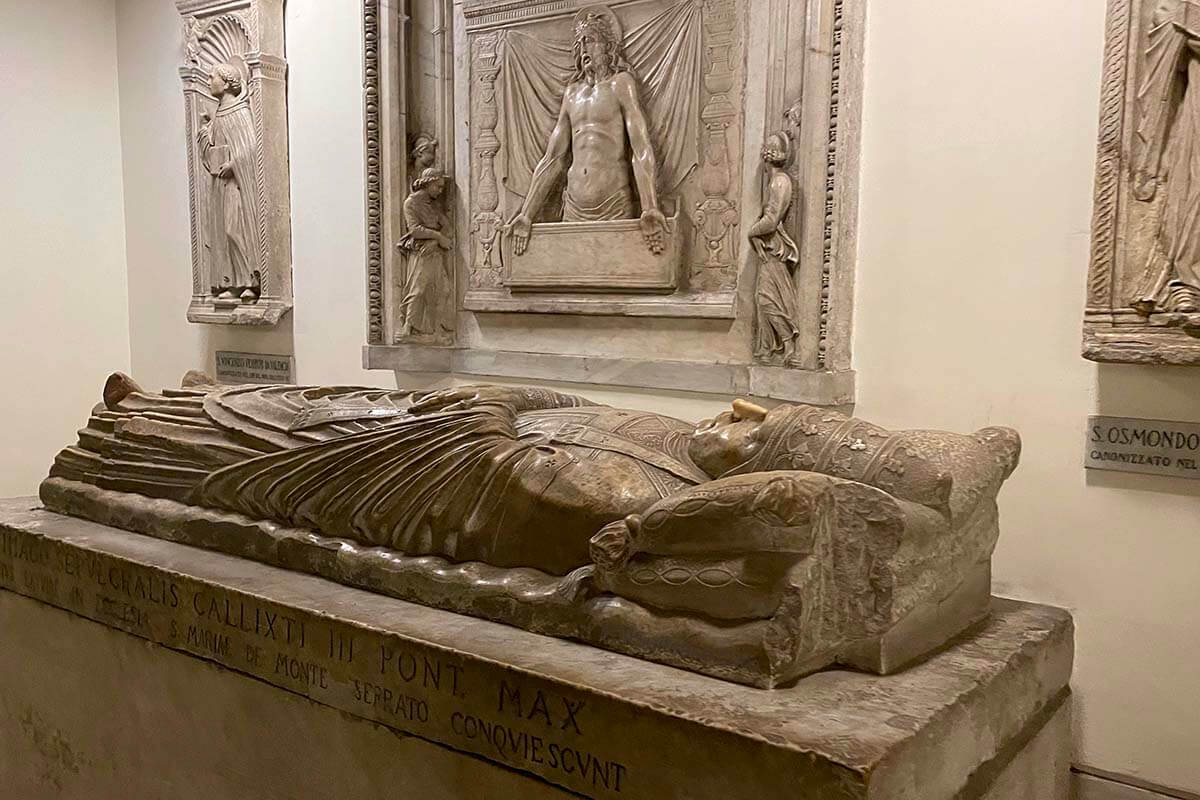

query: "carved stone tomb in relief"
left=44, top=374, right=1019, bottom=689
left=1087, top=0, right=1200, bottom=362
left=363, top=0, right=864, bottom=407
left=179, top=0, right=292, bottom=325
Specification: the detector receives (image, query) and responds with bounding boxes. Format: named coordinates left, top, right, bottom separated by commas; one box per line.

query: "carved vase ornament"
left=179, top=0, right=292, bottom=325
left=44, top=375, right=1020, bottom=689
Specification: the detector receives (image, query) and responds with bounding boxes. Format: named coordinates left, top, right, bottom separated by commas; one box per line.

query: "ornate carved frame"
left=362, top=0, right=864, bottom=404
left=178, top=0, right=292, bottom=326
left=1084, top=0, right=1200, bottom=364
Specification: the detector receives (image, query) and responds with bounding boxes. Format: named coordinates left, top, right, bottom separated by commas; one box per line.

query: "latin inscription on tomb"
left=0, top=526, right=632, bottom=796
left=1085, top=415, right=1200, bottom=479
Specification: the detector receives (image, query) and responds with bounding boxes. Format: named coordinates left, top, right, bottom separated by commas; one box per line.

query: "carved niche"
left=362, top=0, right=864, bottom=407
left=1086, top=0, right=1200, bottom=363
left=178, top=0, right=292, bottom=325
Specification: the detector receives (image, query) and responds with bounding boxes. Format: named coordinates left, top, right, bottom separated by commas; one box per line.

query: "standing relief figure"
left=397, top=168, right=453, bottom=337
left=750, top=132, right=802, bottom=366
left=505, top=8, right=666, bottom=255
left=198, top=63, right=261, bottom=302
left=1133, top=0, right=1200, bottom=314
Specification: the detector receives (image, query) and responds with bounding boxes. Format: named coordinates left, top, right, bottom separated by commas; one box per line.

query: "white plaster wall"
left=0, top=0, right=131, bottom=497
left=96, top=0, right=1200, bottom=792
left=854, top=0, right=1200, bottom=791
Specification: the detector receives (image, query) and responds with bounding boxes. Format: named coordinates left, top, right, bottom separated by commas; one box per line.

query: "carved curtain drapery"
left=498, top=0, right=703, bottom=205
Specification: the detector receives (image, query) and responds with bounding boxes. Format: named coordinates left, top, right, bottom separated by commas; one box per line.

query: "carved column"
left=693, top=0, right=740, bottom=280
left=470, top=33, right=503, bottom=288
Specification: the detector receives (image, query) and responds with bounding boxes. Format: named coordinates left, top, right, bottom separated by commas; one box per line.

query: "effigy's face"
left=688, top=403, right=765, bottom=478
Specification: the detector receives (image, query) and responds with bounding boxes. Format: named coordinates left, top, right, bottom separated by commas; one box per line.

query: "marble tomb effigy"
left=42, top=375, right=1021, bottom=689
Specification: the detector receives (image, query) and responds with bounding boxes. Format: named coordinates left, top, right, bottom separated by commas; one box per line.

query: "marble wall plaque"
left=215, top=350, right=294, bottom=384
left=1085, top=0, right=1200, bottom=363
left=1086, top=415, right=1200, bottom=478
left=179, top=0, right=293, bottom=326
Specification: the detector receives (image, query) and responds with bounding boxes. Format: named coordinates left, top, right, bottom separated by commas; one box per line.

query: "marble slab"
left=362, top=344, right=857, bottom=406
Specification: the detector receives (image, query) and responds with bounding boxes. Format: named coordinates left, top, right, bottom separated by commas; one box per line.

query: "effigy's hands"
left=408, top=385, right=522, bottom=414
left=506, top=214, right=532, bottom=255
left=640, top=209, right=667, bottom=254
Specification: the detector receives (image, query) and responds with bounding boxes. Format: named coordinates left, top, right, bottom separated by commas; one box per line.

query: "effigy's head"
left=688, top=399, right=770, bottom=478
left=572, top=10, right=623, bottom=79
left=208, top=63, right=243, bottom=98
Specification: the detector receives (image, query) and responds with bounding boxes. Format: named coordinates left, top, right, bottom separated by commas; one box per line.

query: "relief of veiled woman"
left=750, top=132, right=802, bottom=365
left=1132, top=0, right=1200, bottom=314
left=397, top=168, right=452, bottom=336
left=199, top=63, right=261, bottom=301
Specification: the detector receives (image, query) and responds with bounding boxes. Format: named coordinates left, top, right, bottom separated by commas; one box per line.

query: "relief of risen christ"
left=507, top=8, right=667, bottom=255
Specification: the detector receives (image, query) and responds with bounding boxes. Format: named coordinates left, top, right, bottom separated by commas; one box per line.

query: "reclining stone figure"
left=42, top=375, right=1020, bottom=687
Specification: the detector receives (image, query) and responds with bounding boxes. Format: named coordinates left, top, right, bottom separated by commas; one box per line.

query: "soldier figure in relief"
left=506, top=8, right=667, bottom=255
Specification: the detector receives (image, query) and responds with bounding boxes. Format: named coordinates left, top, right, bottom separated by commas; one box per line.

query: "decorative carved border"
left=817, top=0, right=846, bottom=368
left=363, top=0, right=384, bottom=344
left=463, top=0, right=577, bottom=30
left=1087, top=0, right=1132, bottom=313
left=183, top=87, right=204, bottom=297
left=248, top=59, right=271, bottom=294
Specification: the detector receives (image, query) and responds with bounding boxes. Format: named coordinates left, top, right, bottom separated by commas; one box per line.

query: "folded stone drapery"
left=499, top=0, right=702, bottom=205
